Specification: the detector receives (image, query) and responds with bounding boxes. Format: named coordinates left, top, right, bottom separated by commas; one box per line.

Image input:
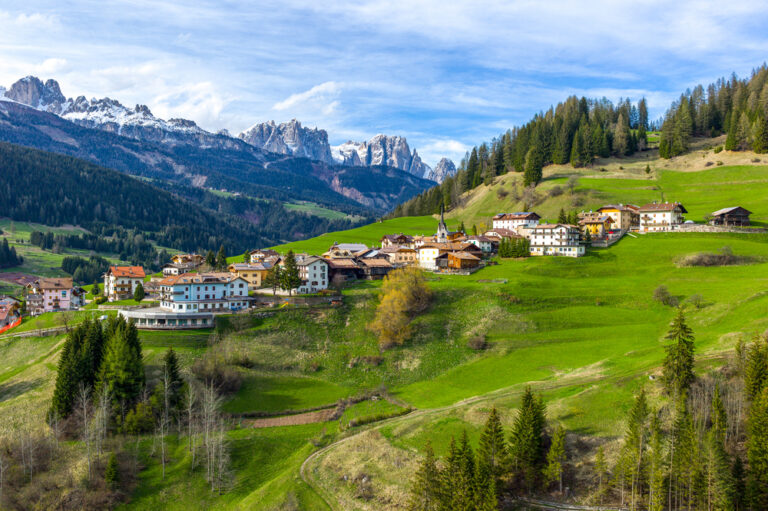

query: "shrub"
left=190, top=356, right=243, bottom=394
left=752, top=157, right=761, bottom=163
left=369, top=267, right=433, bottom=349
left=105, top=452, right=119, bottom=489
left=496, top=188, right=508, bottom=199
left=716, top=161, right=724, bottom=166
left=122, top=402, right=154, bottom=434
left=467, top=335, right=488, bottom=350
left=686, top=294, right=706, bottom=309
left=653, top=285, right=677, bottom=306
left=548, top=185, right=563, bottom=197
left=705, top=161, right=713, bottom=167
left=677, top=246, right=749, bottom=267
left=714, top=145, right=723, bottom=153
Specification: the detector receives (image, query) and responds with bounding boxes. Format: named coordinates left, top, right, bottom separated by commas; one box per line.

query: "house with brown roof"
left=323, top=243, right=368, bottom=259
left=171, top=253, right=204, bottom=267
left=435, top=251, right=481, bottom=270
left=26, top=277, right=76, bottom=315
left=638, top=202, right=688, bottom=232
left=597, top=204, right=640, bottom=231
left=492, top=212, right=541, bottom=232
left=325, top=258, right=361, bottom=283
left=104, top=266, right=146, bottom=301
left=249, top=249, right=280, bottom=264
left=578, top=212, right=615, bottom=238
left=417, top=242, right=482, bottom=270
left=380, top=234, right=414, bottom=248
left=0, top=297, right=21, bottom=329
left=228, top=262, right=273, bottom=287
left=358, top=258, right=394, bottom=279
left=709, top=206, right=752, bottom=226
left=380, top=245, right=418, bottom=266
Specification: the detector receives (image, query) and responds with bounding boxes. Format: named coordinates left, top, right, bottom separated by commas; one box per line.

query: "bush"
left=714, top=145, right=723, bottom=153
left=467, top=335, right=488, bottom=350
left=653, top=285, right=678, bottom=307
left=122, top=402, right=154, bottom=434
left=686, top=294, right=706, bottom=309
left=752, top=157, right=761, bottom=163
left=548, top=185, right=563, bottom=198
left=677, top=246, right=749, bottom=267
left=716, top=161, right=724, bottom=166
left=191, top=355, right=243, bottom=394
left=705, top=161, right=713, bottom=167
left=369, top=267, right=433, bottom=349
left=105, top=452, right=119, bottom=489
left=496, top=188, right=508, bottom=199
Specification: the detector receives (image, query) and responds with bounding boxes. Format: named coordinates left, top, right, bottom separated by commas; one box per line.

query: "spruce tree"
left=622, top=389, right=650, bottom=508
left=477, top=407, right=508, bottom=496
left=745, top=337, right=768, bottom=401
left=49, top=328, right=83, bottom=419
left=105, top=452, right=119, bottom=489
left=510, top=386, right=546, bottom=493
left=523, top=146, right=543, bottom=187
left=662, top=308, right=696, bottom=396
left=162, top=348, right=184, bottom=413
left=647, top=415, right=666, bottom=511
left=544, top=425, right=566, bottom=494
left=205, top=250, right=216, bottom=267
left=216, top=245, right=228, bottom=269
left=453, top=430, right=476, bottom=510
left=279, top=250, right=302, bottom=296
left=557, top=208, right=567, bottom=224
left=98, top=320, right=144, bottom=408
left=747, top=387, right=768, bottom=508
left=408, top=441, right=441, bottom=511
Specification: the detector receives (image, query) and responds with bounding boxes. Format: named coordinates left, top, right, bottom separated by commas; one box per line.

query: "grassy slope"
left=5, top=149, right=768, bottom=508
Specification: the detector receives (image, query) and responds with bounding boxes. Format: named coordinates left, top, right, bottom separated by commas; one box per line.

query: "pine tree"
left=92, top=280, right=100, bottom=295
left=752, top=111, right=768, bottom=153
left=133, top=282, right=145, bottom=302
left=453, top=430, right=476, bottom=510
left=544, top=425, right=566, bottom=494
left=216, top=245, right=228, bottom=269
left=263, top=265, right=281, bottom=296
left=205, top=250, right=216, bottom=267
left=162, top=348, right=184, bottom=413
left=81, top=318, right=105, bottom=388
left=647, top=415, right=666, bottom=511
left=279, top=251, right=302, bottom=296
left=523, top=147, right=543, bottom=187
left=747, top=387, right=768, bottom=508
left=557, top=208, right=567, bottom=224
left=98, top=319, right=144, bottom=409
left=440, top=437, right=460, bottom=508
left=662, top=308, right=696, bottom=396
left=510, top=386, right=546, bottom=493
left=594, top=446, right=608, bottom=502
left=622, top=389, right=650, bottom=508
left=732, top=456, right=746, bottom=511
left=105, top=452, right=119, bottom=489
left=477, top=407, right=508, bottom=497
left=408, top=441, right=441, bottom=511
left=49, top=327, right=84, bottom=419
left=745, top=337, right=768, bottom=401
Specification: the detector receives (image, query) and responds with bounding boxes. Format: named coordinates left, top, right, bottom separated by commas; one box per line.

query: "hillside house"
left=597, top=204, right=640, bottom=231
left=529, top=224, right=585, bottom=257
left=26, top=277, right=76, bottom=315
left=158, top=272, right=250, bottom=313
left=638, top=202, right=687, bottom=232
left=326, top=258, right=361, bottom=283
left=278, top=254, right=329, bottom=294
left=0, top=297, right=21, bottom=329
left=492, top=212, right=541, bottom=232
left=578, top=213, right=615, bottom=238
left=249, top=249, right=280, bottom=264
left=417, top=242, right=482, bottom=270
left=435, top=251, right=481, bottom=270
left=359, top=258, right=394, bottom=279
left=465, top=235, right=494, bottom=254
left=170, top=253, right=203, bottom=271
left=709, top=206, right=752, bottom=226
left=380, top=245, right=418, bottom=266
left=228, top=262, right=273, bottom=287
left=380, top=234, right=414, bottom=248
left=323, top=243, right=368, bottom=259
left=104, top=266, right=146, bottom=301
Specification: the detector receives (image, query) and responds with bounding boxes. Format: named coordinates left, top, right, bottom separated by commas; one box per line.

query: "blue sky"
left=2, top=1, right=768, bottom=166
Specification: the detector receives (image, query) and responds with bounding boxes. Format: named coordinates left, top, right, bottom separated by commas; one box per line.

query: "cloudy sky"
left=2, top=1, right=768, bottom=166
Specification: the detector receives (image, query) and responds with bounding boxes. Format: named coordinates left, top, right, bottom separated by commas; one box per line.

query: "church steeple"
left=436, top=203, right=448, bottom=243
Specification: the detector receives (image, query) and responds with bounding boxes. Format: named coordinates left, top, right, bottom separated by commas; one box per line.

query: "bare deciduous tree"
left=76, top=383, right=93, bottom=481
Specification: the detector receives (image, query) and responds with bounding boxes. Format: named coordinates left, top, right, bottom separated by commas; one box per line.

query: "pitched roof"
left=380, top=245, right=416, bottom=253
left=578, top=214, right=614, bottom=225
left=229, top=262, right=271, bottom=271
left=493, top=212, right=540, bottom=220
left=160, top=272, right=242, bottom=285
left=33, top=277, right=73, bottom=290
left=295, top=255, right=327, bottom=267
left=326, top=258, right=360, bottom=269
left=711, top=206, right=752, bottom=216
left=249, top=248, right=279, bottom=257
left=484, top=228, right=522, bottom=239
left=359, top=258, right=393, bottom=268
left=381, top=233, right=413, bottom=242
left=532, top=223, right=579, bottom=230
left=448, top=251, right=481, bottom=261
left=639, top=202, right=688, bottom=213
left=466, top=235, right=493, bottom=242
left=598, top=204, right=640, bottom=212
left=108, top=266, right=145, bottom=278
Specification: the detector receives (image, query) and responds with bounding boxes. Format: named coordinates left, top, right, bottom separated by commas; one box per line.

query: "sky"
left=2, top=1, right=768, bottom=167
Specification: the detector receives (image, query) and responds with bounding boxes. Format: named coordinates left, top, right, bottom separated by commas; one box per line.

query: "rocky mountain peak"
left=6, top=76, right=66, bottom=111
left=426, top=158, right=457, bottom=183
left=238, top=119, right=333, bottom=164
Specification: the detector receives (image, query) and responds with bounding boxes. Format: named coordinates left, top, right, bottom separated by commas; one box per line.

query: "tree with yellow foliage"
left=369, top=266, right=432, bottom=349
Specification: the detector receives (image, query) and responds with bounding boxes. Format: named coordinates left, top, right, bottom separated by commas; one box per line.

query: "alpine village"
left=3, top=5, right=768, bottom=511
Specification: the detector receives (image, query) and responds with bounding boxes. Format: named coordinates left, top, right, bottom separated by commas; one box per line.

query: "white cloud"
left=272, top=81, right=341, bottom=111
left=418, top=139, right=472, bottom=167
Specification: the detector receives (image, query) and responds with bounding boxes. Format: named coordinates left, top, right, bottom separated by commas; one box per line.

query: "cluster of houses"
left=3, top=200, right=753, bottom=332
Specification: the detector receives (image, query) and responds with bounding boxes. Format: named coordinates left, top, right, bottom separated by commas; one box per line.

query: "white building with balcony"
left=529, top=224, right=585, bottom=257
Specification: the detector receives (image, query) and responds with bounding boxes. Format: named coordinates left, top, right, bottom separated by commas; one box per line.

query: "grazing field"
left=284, top=200, right=366, bottom=222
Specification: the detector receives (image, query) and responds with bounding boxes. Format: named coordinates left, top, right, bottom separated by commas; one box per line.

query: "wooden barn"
left=709, top=206, right=752, bottom=226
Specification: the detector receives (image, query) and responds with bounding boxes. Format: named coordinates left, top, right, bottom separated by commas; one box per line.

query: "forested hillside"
left=0, top=142, right=365, bottom=255
left=393, top=65, right=768, bottom=219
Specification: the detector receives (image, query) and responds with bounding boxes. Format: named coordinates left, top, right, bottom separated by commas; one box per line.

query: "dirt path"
left=246, top=407, right=338, bottom=428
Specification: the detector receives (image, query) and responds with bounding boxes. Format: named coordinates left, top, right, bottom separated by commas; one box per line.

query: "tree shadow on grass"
left=0, top=377, right=44, bottom=403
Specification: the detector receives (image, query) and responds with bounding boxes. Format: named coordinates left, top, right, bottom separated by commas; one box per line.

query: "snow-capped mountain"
left=2, top=76, right=455, bottom=183
left=426, top=158, right=457, bottom=183
left=238, top=119, right=334, bottom=164
left=2, top=76, right=245, bottom=150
